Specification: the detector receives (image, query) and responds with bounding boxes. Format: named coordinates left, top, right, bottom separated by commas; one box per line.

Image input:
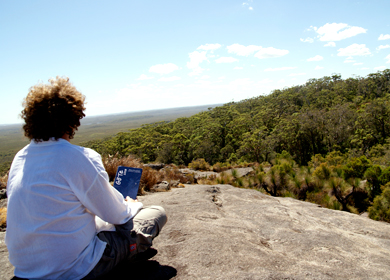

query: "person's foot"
left=131, top=248, right=158, bottom=263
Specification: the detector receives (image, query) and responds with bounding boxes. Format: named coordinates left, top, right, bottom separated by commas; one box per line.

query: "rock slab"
left=140, top=184, right=390, bottom=280
left=1, top=184, right=390, bottom=279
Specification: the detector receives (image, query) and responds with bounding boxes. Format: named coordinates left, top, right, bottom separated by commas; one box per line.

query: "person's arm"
left=67, top=146, right=143, bottom=225
left=73, top=171, right=143, bottom=225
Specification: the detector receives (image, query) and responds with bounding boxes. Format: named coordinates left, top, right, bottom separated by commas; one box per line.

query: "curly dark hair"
left=21, top=77, right=86, bottom=141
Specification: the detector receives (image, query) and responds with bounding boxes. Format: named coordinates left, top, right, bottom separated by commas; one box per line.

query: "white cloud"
left=377, top=45, right=390, bottom=51
left=158, top=76, right=181, bottom=82
left=215, top=57, right=239, bottom=63
left=149, top=63, right=179, bottom=74
left=137, top=74, right=154, bottom=80
left=307, top=55, right=323, bottom=61
left=197, top=43, right=222, bottom=51
left=379, top=34, right=390, bottom=40
left=344, top=59, right=356, bottom=63
left=200, top=75, right=210, bottom=79
left=374, top=66, right=386, bottom=70
left=313, top=23, right=367, bottom=41
left=315, top=66, right=324, bottom=70
left=264, top=66, right=297, bottom=72
left=227, top=44, right=288, bottom=59
left=227, top=44, right=261, bottom=56
left=324, top=42, right=336, bottom=47
left=300, top=37, right=314, bottom=43
left=289, top=73, right=306, bottom=76
left=254, top=47, right=289, bottom=59
left=187, top=51, right=208, bottom=76
left=234, top=67, right=243, bottom=70
left=242, top=1, right=253, bottom=10
left=337, top=44, right=371, bottom=57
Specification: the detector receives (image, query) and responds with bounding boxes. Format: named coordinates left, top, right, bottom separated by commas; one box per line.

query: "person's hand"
left=125, top=196, right=138, bottom=203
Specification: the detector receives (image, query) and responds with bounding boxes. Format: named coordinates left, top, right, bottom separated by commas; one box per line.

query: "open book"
left=113, top=166, right=143, bottom=199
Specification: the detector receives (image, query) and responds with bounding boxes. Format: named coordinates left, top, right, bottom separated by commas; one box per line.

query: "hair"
left=21, top=76, right=86, bottom=141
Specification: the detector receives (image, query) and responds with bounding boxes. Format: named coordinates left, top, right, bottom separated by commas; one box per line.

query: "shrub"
left=234, top=177, right=244, bottom=187
left=231, top=169, right=238, bottom=179
left=364, top=165, right=382, bottom=199
left=329, top=199, right=342, bottom=210
left=368, top=184, right=390, bottom=223
left=291, top=176, right=301, bottom=191
left=246, top=176, right=253, bottom=188
left=0, top=173, right=8, bottom=189
left=313, top=163, right=331, bottom=180
left=281, top=190, right=296, bottom=198
left=280, top=161, right=293, bottom=175
left=379, top=166, right=390, bottom=185
left=216, top=172, right=233, bottom=185
left=333, top=165, right=343, bottom=178
left=138, top=167, right=162, bottom=193
left=255, top=171, right=266, bottom=186
left=329, top=177, right=351, bottom=211
left=228, top=153, right=238, bottom=163
left=212, top=162, right=231, bottom=172
left=306, top=190, right=328, bottom=206
left=309, top=154, right=325, bottom=169
left=276, top=150, right=293, bottom=161
left=160, top=164, right=194, bottom=184
left=342, top=155, right=372, bottom=180
left=325, top=151, right=345, bottom=167
left=188, top=158, right=211, bottom=171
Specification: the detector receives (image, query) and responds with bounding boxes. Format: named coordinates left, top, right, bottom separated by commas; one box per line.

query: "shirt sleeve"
left=66, top=146, right=143, bottom=225
left=80, top=171, right=143, bottom=225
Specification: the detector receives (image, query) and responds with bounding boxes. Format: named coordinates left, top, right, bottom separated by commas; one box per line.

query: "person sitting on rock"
left=5, top=76, right=167, bottom=279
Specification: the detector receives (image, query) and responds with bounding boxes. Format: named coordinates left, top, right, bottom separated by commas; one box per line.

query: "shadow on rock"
left=97, top=260, right=177, bottom=280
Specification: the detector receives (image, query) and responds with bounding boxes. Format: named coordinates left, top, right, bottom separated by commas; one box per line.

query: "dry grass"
left=102, top=154, right=163, bottom=194
left=102, top=154, right=144, bottom=181
left=160, top=164, right=195, bottom=184
left=0, top=207, right=6, bottom=229
left=102, top=154, right=194, bottom=195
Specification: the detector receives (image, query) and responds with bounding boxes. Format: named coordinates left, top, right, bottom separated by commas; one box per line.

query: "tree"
left=368, top=184, right=390, bottom=222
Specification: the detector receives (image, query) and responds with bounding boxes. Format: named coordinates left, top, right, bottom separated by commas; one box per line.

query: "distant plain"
left=0, top=104, right=220, bottom=165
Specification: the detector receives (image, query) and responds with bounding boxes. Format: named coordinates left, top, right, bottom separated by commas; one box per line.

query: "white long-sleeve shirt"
left=5, top=138, right=143, bottom=279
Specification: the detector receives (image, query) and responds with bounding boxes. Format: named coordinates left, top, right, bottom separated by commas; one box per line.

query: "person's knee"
left=133, top=205, right=167, bottom=237
left=150, top=205, right=167, bottom=229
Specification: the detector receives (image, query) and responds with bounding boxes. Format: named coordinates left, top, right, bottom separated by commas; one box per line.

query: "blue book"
left=113, top=166, right=143, bottom=199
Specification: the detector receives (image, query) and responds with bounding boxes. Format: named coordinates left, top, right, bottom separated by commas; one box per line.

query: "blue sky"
left=1, top=0, right=389, bottom=125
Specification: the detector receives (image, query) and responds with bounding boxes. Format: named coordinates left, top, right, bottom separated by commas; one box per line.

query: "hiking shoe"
left=131, top=248, right=158, bottom=263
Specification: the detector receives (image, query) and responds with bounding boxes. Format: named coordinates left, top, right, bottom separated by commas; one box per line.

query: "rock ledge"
left=1, top=184, right=390, bottom=280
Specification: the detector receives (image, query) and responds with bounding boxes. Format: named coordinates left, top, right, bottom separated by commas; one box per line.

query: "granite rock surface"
left=1, top=184, right=390, bottom=280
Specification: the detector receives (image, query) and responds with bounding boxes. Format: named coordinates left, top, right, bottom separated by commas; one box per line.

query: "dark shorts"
left=83, top=206, right=167, bottom=279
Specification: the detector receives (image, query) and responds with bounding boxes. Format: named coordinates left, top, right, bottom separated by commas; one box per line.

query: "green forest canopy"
left=82, top=69, right=390, bottom=221
left=84, top=69, right=390, bottom=168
